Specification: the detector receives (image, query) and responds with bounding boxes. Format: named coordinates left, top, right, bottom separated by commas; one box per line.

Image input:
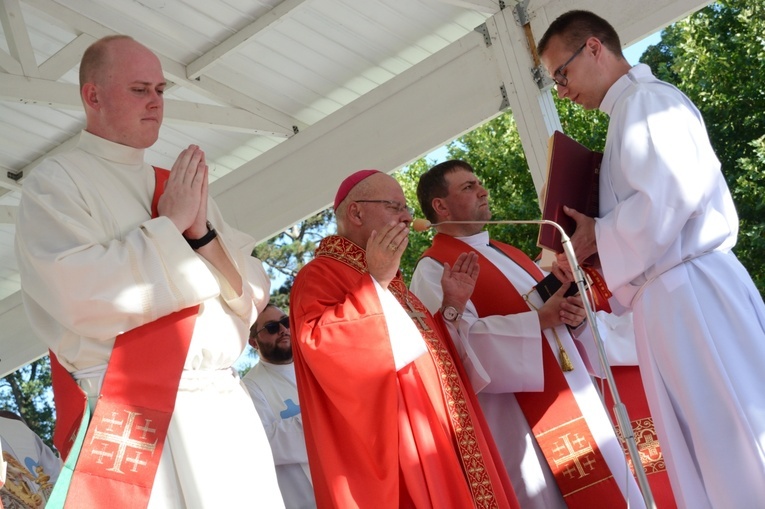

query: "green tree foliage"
left=447, top=115, right=542, bottom=257
left=0, top=358, right=55, bottom=449
left=640, top=0, right=765, bottom=293
left=253, top=209, right=335, bottom=310
left=395, top=158, right=434, bottom=285
left=396, top=108, right=608, bottom=285
left=396, top=114, right=547, bottom=285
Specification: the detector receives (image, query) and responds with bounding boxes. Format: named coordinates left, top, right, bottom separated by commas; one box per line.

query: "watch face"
left=443, top=306, right=458, bottom=320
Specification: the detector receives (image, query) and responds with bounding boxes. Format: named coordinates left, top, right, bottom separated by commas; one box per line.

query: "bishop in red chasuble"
left=289, top=170, right=519, bottom=509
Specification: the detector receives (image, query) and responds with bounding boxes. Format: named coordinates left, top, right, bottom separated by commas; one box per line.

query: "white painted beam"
left=163, top=65, right=305, bottom=134
left=0, top=164, right=23, bottom=193
left=0, top=48, right=22, bottom=75
left=38, top=33, right=97, bottom=81
left=0, top=73, right=293, bottom=135
left=488, top=10, right=562, bottom=195
left=0, top=0, right=39, bottom=77
left=186, top=0, right=308, bottom=79
left=163, top=101, right=292, bottom=136
left=24, top=0, right=114, bottom=38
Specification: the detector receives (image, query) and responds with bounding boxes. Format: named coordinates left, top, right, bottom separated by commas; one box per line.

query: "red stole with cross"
left=422, top=233, right=627, bottom=508
left=49, top=167, right=198, bottom=508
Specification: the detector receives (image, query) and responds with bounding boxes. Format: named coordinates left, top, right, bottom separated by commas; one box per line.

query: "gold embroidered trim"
left=614, top=417, right=667, bottom=475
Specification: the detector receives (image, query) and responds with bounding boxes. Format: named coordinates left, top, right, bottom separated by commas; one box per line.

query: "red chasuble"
left=47, top=167, right=198, bottom=508
left=290, top=235, right=519, bottom=509
left=422, top=233, right=629, bottom=509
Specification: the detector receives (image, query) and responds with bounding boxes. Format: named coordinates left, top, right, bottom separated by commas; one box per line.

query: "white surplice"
left=242, top=361, right=316, bottom=509
left=596, top=63, right=765, bottom=508
left=411, top=231, right=644, bottom=509
left=15, top=130, right=284, bottom=508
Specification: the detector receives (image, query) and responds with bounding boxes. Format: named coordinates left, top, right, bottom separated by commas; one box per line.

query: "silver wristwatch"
left=441, top=305, right=462, bottom=322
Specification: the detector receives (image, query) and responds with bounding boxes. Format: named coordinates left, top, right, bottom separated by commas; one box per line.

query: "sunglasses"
left=256, top=316, right=290, bottom=335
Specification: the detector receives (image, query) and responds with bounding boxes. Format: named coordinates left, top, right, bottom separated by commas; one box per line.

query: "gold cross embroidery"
left=405, top=300, right=430, bottom=331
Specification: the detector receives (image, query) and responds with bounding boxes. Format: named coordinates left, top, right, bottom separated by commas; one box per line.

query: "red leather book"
left=537, top=130, right=602, bottom=253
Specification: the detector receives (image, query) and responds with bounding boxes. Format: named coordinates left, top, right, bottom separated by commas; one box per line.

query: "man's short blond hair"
left=79, top=35, right=135, bottom=92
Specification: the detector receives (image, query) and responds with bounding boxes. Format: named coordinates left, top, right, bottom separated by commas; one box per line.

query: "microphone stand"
left=415, top=218, right=656, bottom=509
left=554, top=220, right=656, bottom=509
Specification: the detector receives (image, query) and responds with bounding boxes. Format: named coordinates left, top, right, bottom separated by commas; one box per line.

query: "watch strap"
left=186, top=221, right=217, bottom=250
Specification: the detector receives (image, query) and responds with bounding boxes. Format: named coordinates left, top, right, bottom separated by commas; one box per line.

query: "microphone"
left=411, top=216, right=657, bottom=508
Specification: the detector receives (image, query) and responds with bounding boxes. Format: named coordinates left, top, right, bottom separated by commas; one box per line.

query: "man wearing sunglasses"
left=538, top=10, right=765, bottom=509
left=242, top=304, right=315, bottom=509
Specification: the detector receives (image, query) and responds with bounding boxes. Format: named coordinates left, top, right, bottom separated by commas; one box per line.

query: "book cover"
left=537, top=131, right=603, bottom=253
left=534, top=272, right=579, bottom=301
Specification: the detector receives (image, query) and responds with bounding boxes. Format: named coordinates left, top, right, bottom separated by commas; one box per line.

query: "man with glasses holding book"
left=538, top=10, right=765, bottom=508
left=243, top=304, right=316, bottom=509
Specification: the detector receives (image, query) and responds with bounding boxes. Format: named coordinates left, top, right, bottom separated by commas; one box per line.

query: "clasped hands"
left=156, top=144, right=209, bottom=239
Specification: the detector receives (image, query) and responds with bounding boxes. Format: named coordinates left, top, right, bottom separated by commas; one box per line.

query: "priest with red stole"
left=289, top=170, right=519, bottom=509
left=411, top=160, right=675, bottom=509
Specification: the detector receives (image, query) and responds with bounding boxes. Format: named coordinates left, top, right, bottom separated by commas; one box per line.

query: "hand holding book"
left=537, top=131, right=602, bottom=255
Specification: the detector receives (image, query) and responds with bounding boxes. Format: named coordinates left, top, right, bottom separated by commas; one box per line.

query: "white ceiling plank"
left=0, top=0, right=39, bottom=77
left=186, top=0, right=308, bottom=79
left=38, top=33, right=96, bottom=81
left=531, top=0, right=714, bottom=49
left=23, top=0, right=115, bottom=39
left=0, top=205, right=16, bottom=224
left=425, top=0, right=502, bottom=15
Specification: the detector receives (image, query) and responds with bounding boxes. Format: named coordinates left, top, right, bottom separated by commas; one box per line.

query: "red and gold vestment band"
left=47, top=167, right=198, bottom=508
left=602, top=366, right=676, bottom=508
left=422, top=233, right=627, bottom=508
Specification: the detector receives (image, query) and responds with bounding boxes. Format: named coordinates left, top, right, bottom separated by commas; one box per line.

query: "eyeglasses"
left=355, top=200, right=414, bottom=216
left=551, top=43, right=586, bottom=87
left=255, top=316, right=290, bottom=335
